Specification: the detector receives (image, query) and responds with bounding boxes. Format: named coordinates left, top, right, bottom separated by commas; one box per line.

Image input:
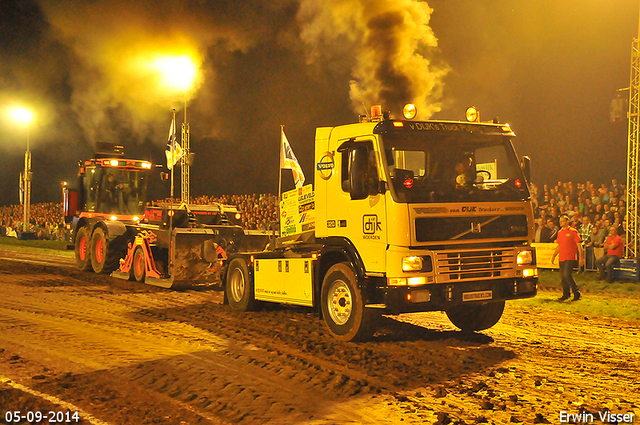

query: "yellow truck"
left=226, top=107, right=538, bottom=341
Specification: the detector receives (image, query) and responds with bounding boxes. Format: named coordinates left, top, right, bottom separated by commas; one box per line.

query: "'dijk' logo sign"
left=363, top=215, right=381, bottom=234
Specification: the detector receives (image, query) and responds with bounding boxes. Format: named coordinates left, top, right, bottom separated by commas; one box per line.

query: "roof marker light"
left=393, top=121, right=404, bottom=127
left=465, top=106, right=479, bottom=122
left=402, top=103, right=417, bottom=120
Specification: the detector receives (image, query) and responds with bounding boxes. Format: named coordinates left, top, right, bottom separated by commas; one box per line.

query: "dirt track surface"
left=0, top=252, right=639, bottom=425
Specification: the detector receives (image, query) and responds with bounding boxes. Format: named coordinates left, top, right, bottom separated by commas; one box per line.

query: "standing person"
left=595, top=225, right=624, bottom=283
left=579, top=215, right=594, bottom=270
left=552, top=215, right=585, bottom=301
left=534, top=217, right=544, bottom=243
left=540, top=218, right=557, bottom=243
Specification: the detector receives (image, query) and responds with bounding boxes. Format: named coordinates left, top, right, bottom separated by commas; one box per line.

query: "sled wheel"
left=132, top=246, right=146, bottom=282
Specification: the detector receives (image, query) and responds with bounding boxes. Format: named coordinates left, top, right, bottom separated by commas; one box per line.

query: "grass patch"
left=538, top=269, right=640, bottom=297
left=514, top=289, right=640, bottom=322
left=0, top=236, right=74, bottom=257
left=515, top=270, right=640, bottom=322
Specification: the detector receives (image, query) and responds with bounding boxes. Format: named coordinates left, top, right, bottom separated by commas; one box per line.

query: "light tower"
left=9, top=107, right=34, bottom=233
left=152, top=54, right=199, bottom=204
left=626, top=5, right=640, bottom=258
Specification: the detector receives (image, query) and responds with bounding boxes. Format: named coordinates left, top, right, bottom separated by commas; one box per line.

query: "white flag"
left=280, top=128, right=305, bottom=189
left=19, top=172, right=24, bottom=204
left=165, top=117, right=184, bottom=170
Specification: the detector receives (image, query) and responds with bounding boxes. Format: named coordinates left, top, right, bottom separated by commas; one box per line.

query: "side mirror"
left=520, top=156, right=531, bottom=182
left=349, top=145, right=370, bottom=200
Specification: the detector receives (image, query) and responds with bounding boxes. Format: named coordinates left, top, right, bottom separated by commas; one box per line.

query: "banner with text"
left=532, top=243, right=559, bottom=269
left=280, top=184, right=315, bottom=237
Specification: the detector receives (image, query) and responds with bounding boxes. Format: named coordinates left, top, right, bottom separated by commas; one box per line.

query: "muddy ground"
left=0, top=249, right=639, bottom=425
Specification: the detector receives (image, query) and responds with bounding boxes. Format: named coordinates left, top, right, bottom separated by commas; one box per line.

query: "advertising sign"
left=280, top=184, right=315, bottom=237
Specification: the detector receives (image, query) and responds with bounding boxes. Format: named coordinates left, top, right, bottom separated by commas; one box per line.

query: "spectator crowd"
left=531, top=178, right=631, bottom=280
left=0, top=194, right=280, bottom=239
left=0, top=202, right=67, bottom=240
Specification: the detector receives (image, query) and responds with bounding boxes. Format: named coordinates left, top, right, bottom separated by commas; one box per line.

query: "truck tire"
left=226, top=257, right=258, bottom=311
left=131, top=247, right=146, bottom=282
left=75, top=227, right=93, bottom=271
left=321, top=263, right=376, bottom=342
left=90, top=227, right=119, bottom=274
left=446, top=301, right=505, bottom=332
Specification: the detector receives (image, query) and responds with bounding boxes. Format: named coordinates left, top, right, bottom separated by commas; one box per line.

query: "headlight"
left=517, top=250, right=533, bottom=265
left=402, top=256, right=423, bottom=272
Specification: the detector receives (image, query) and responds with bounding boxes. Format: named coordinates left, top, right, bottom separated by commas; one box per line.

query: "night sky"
left=0, top=0, right=637, bottom=206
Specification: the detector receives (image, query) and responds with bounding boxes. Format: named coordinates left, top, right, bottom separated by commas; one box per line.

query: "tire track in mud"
left=121, top=301, right=515, bottom=424
left=5, top=259, right=639, bottom=424
left=0, top=260, right=513, bottom=424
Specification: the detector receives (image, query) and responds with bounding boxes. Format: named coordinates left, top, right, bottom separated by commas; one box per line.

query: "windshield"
left=382, top=132, right=529, bottom=203
left=84, top=166, right=148, bottom=215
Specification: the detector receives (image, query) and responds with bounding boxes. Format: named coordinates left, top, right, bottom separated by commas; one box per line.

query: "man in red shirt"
left=552, top=215, right=585, bottom=301
left=595, top=225, right=624, bottom=283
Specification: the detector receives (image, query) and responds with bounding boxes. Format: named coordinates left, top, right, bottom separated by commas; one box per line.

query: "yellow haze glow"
left=9, top=107, right=34, bottom=125
left=150, top=55, right=200, bottom=93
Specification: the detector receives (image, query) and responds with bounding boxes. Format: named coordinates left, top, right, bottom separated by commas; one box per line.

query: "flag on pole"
left=280, top=128, right=305, bottom=189
left=19, top=172, right=24, bottom=205
left=165, top=117, right=184, bottom=170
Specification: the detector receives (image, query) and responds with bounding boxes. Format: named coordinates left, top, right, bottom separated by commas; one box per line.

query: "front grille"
left=435, top=248, right=516, bottom=282
left=415, top=215, right=529, bottom=242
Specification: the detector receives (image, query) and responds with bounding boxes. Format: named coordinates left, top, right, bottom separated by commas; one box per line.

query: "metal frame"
left=626, top=39, right=640, bottom=258
left=181, top=122, right=190, bottom=204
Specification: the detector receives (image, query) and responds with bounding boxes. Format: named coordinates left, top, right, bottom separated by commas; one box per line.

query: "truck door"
left=326, top=139, right=387, bottom=273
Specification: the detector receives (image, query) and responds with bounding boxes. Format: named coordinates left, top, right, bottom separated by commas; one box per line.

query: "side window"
left=341, top=150, right=350, bottom=192
left=84, top=167, right=98, bottom=212
left=340, top=141, right=378, bottom=194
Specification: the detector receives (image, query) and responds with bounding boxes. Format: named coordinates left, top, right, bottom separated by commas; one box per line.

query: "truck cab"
left=313, top=117, right=537, bottom=326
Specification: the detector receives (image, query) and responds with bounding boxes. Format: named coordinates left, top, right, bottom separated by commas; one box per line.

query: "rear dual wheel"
left=90, top=227, right=120, bottom=274
left=75, top=227, right=93, bottom=271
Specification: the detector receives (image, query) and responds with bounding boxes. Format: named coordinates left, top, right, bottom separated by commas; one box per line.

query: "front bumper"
left=375, top=277, right=537, bottom=314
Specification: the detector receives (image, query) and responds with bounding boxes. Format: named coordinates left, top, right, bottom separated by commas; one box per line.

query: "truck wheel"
left=131, top=247, right=146, bottom=282
left=321, top=263, right=376, bottom=342
left=446, top=301, right=505, bottom=332
left=75, top=227, right=93, bottom=271
left=226, top=258, right=257, bottom=311
left=90, top=227, right=119, bottom=274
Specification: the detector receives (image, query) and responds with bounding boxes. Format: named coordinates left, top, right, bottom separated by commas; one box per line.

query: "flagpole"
left=170, top=109, right=176, bottom=234
left=170, top=109, right=176, bottom=201
left=278, top=125, right=284, bottom=201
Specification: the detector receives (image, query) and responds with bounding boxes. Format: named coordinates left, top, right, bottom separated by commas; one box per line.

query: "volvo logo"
left=317, top=152, right=335, bottom=180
